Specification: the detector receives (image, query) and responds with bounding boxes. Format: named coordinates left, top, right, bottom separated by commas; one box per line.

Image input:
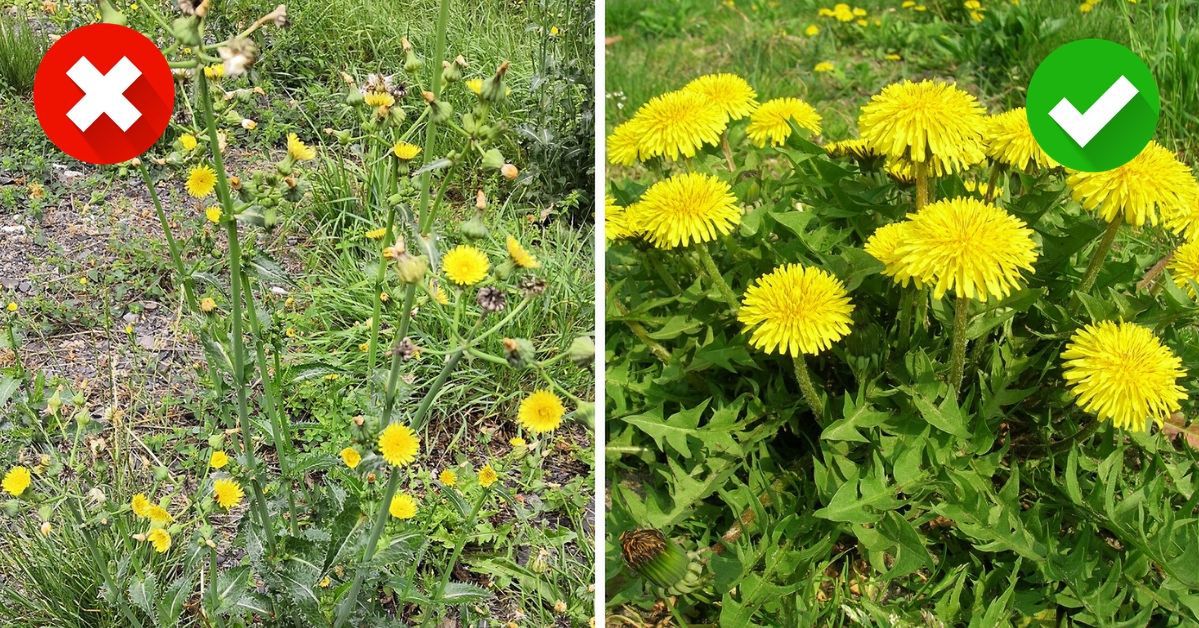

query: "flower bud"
left=481, top=60, right=510, bottom=104
left=459, top=212, right=489, bottom=240
left=568, top=336, right=594, bottom=366
left=154, top=466, right=170, bottom=481
left=475, top=190, right=487, bottom=210
left=395, top=254, right=429, bottom=284
left=441, top=59, right=462, bottom=84
left=403, top=38, right=424, bottom=72
left=501, top=164, right=519, bottom=180
left=423, top=91, right=453, bottom=123
left=99, top=0, right=126, bottom=25
left=482, top=148, right=505, bottom=170
left=171, top=16, right=201, bottom=46
left=207, top=433, right=224, bottom=449
left=4, top=500, right=19, bottom=516
left=502, top=337, right=536, bottom=368
left=620, top=529, right=706, bottom=596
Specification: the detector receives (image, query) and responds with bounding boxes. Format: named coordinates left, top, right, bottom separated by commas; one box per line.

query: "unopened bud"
left=501, top=164, right=519, bottom=180
left=568, top=336, right=595, bottom=366
left=395, top=254, right=429, bottom=284
left=502, top=337, right=536, bottom=367
left=475, top=190, right=487, bottom=210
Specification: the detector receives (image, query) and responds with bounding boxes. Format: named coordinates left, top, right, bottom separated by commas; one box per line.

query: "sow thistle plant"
left=1, top=0, right=589, bottom=625
left=607, top=74, right=1199, bottom=622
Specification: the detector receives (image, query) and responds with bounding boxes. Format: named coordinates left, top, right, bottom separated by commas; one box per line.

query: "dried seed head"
left=620, top=529, right=667, bottom=570
left=476, top=287, right=507, bottom=313
left=501, top=164, right=518, bottom=180
left=398, top=337, right=419, bottom=360
left=519, top=276, right=547, bottom=296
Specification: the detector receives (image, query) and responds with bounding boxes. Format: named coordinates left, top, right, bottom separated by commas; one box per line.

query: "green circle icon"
left=1025, top=39, right=1159, bottom=172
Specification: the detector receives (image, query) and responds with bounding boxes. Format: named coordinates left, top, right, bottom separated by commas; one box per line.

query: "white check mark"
left=1048, top=76, right=1138, bottom=147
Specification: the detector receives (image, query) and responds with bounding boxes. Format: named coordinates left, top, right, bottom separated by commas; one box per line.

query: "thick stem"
left=197, top=71, right=275, bottom=551
left=416, top=0, right=453, bottom=237
left=915, top=161, right=929, bottom=210
left=695, top=245, right=740, bottom=311
left=949, top=294, right=969, bottom=392
left=792, top=355, right=823, bottom=415
left=1079, top=219, right=1122, bottom=294
left=609, top=289, right=671, bottom=363
left=721, top=131, right=736, bottom=172
left=983, top=161, right=1002, bottom=204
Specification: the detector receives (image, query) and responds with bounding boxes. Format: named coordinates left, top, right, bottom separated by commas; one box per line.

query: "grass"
left=0, top=10, right=45, bottom=94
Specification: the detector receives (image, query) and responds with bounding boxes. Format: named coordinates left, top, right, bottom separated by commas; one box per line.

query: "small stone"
left=17, top=281, right=32, bottom=293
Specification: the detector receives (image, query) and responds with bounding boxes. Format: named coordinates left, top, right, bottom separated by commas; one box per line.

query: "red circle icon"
left=34, top=23, right=174, bottom=165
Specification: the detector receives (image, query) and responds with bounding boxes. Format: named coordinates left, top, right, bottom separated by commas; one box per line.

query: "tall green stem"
left=792, top=356, right=823, bottom=415
left=915, top=161, right=929, bottom=210
left=139, top=163, right=198, bottom=312
left=417, top=0, right=453, bottom=237
left=948, top=295, right=969, bottom=392
left=197, top=71, right=275, bottom=551
left=425, top=489, right=488, bottom=626
left=1079, top=220, right=1121, bottom=294
left=695, top=246, right=740, bottom=310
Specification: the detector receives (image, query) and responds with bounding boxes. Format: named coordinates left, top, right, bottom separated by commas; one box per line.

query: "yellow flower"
left=1163, top=188, right=1199, bottom=242
left=605, top=195, right=638, bottom=245
left=186, top=165, right=217, bottom=198
left=738, top=264, right=854, bottom=357
left=1168, top=240, right=1199, bottom=298
left=5, top=302, right=17, bottom=313
left=146, top=504, right=173, bottom=525
left=466, top=78, right=511, bottom=97
left=365, top=227, right=387, bottom=240
left=549, top=25, right=560, bottom=37
left=203, top=64, right=224, bottom=79
left=805, top=24, right=820, bottom=36
left=478, top=464, right=499, bottom=488
left=319, top=576, right=332, bottom=588
left=506, top=236, right=540, bottom=269
left=287, top=133, right=316, bottom=161
left=1080, top=1, right=1094, bottom=13
left=1067, top=142, right=1197, bottom=228
left=626, top=89, right=727, bottom=162
left=209, top=450, right=229, bottom=469
left=443, top=245, right=490, bottom=286
left=814, top=61, right=835, bottom=73
left=433, top=285, right=450, bottom=305
left=509, top=436, right=526, bottom=448
left=205, top=206, right=222, bottom=224
left=364, top=92, right=395, bottom=108
left=864, top=222, right=923, bottom=287
left=746, top=97, right=822, bottom=148
left=392, top=142, right=422, bottom=160
left=858, top=80, right=987, bottom=176
left=606, top=120, right=643, bottom=167
left=388, top=492, right=418, bottom=519
left=200, top=297, right=217, bottom=313
left=984, top=109, right=1057, bottom=170
left=2, top=466, right=31, bottom=497
left=131, top=493, right=152, bottom=518
left=213, top=478, right=244, bottom=510
left=631, top=173, right=741, bottom=249
left=890, top=197, right=1037, bottom=302
left=439, top=469, right=457, bottom=486
left=885, top=53, right=902, bottom=61
left=682, top=73, right=758, bottom=121
left=179, top=133, right=197, bottom=151
left=962, top=179, right=1003, bottom=199
left=518, top=390, right=566, bottom=434
left=340, top=447, right=362, bottom=469
left=146, top=528, right=171, bottom=553
left=1062, top=321, right=1185, bottom=432
left=378, top=423, right=420, bottom=466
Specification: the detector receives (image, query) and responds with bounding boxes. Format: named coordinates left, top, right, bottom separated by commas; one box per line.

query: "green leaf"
left=908, top=390, right=971, bottom=438
left=823, top=394, right=889, bottom=442
left=622, top=401, right=707, bottom=457
left=128, top=573, right=157, bottom=616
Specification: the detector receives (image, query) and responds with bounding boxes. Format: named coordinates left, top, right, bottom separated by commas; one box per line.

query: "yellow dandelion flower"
left=186, top=165, right=217, bottom=198
left=364, top=92, right=395, bottom=108
left=439, top=469, right=457, bottom=486
left=287, top=133, right=316, bottom=161
left=605, top=195, right=638, bottom=245
left=5, top=302, right=16, bottom=313
left=466, top=78, right=510, bottom=97
left=443, top=245, right=490, bottom=286
left=627, top=89, right=727, bottom=161
left=433, top=285, right=450, bottom=305
left=631, top=173, right=741, bottom=249
left=179, top=133, right=197, bottom=151
left=1062, top=321, right=1185, bottom=432
left=203, top=64, right=224, bottom=79
left=864, top=222, right=924, bottom=287
left=2, top=466, right=31, bottom=497
left=509, top=436, right=527, bottom=448
left=1168, top=240, right=1199, bottom=298
left=378, top=423, right=420, bottom=467
left=984, top=109, right=1057, bottom=170
left=200, top=297, right=217, bottom=313
left=814, top=61, right=835, bottom=73
left=146, top=528, right=171, bottom=553
left=606, top=119, right=644, bottom=167
left=1163, top=186, right=1199, bottom=241
left=205, top=206, right=222, bottom=224
left=805, top=24, right=820, bottom=36
left=365, top=227, right=387, bottom=240
left=392, top=142, right=422, bottom=160
left=1067, top=142, right=1196, bottom=227
left=388, top=492, right=418, bottom=519
left=858, top=80, right=987, bottom=175
left=891, top=197, right=1037, bottom=301
left=506, top=235, right=540, bottom=269
left=682, top=73, right=759, bottom=121
left=518, top=389, right=566, bottom=434
left=478, top=464, right=499, bottom=488
left=209, top=450, right=229, bottom=469
left=340, top=447, right=362, bottom=469
left=146, top=504, right=173, bottom=525
left=738, top=264, right=854, bottom=357
left=746, top=97, right=822, bottom=147
left=131, top=493, right=152, bottom=518
left=212, top=478, right=244, bottom=510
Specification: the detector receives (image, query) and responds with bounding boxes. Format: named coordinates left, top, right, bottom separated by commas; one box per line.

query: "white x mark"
left=66, top=56, right=142, bottom=132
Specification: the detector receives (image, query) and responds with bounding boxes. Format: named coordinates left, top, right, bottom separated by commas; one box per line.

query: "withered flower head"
left=476, top=287, right=507, bottom=312
left=398, top=337, right=419, bottom=360
left=620, top=529, right=667, bottom=570
left=218, top=38, right=258, bottom=77
left=519, top=275, right=546, bottom=296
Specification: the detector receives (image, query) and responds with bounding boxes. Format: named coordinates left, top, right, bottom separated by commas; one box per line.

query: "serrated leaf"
left=128, top=573, right=157, bottom=616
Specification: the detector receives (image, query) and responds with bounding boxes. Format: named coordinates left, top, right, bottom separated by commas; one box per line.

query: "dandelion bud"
left=441, top=59, right=462, bottom=84
left=264, top=4, right=288, bottom=27
left=132, top=533, right=146, bottom=542
left=503, top=337, right=536, bottom=367
left=460, top=212, right=489, bottom=240
left=40, top=521, right=52, bottom=536
left=423, top=92, right=453, bottom=123
left=228, top=176, right=241, bottom=191
left=568, top=336, right=594, bottom=366
left=4, top=500, right=18, bottom=516
left=154, top=466, right=170, bottom=481
left=476, top=287, right=507, bottom=313
left=395, top=254, right=429, bottom=284
left=575, top=401, right=595, bottom=422
left=171, top=16, right=201, bottom=46
left=334, top=130, right=352, bottom=145
left=366, top=472, right=377, bottom=483
left=481, top=60, right=510, bottom=104
left=403, top=39, right=424, bottom=72
left=482, top=148, right=505, bottom=170
left=98, top=0, right=126, bottom=24
left=200, top=297, right=217, bottom=313
left=475, top=190, right=487, bottom=210
left=501, top=164, right=519, bottom=180
left=620, top=529, right=705, bottom=596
